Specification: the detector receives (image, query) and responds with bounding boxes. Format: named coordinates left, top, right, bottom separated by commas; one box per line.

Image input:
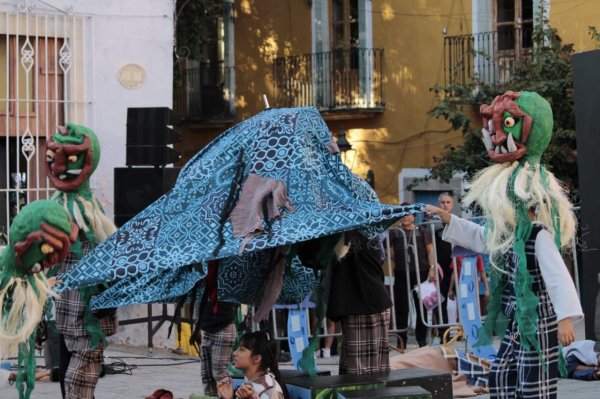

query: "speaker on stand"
left=114, top=107, right=182, bottom=226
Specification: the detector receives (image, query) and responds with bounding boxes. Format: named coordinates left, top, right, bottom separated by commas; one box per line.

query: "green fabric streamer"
left=558, top=345, right=568, bottom=378
left=15, top=334, right=36, bottom=399
left=507, top=165, right=541, bottom=356
left=475, top=165, right=545, bottom=365
left=474, top=261, right=509, bottom=347
left=298, top=258, right=335, bottom=376
left=226, top=362, right=245, bottom=377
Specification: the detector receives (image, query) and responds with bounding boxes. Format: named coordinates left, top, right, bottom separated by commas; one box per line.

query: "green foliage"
left=429, top=22, right=579, bottom=199
left=174, top=0, right=224, bottom=84
left=175, top=0, right=224, bottom=59
left=589, top=26, right=600, bottom=49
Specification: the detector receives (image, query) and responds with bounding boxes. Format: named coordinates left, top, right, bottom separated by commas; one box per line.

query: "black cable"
left=103, top=358, right=137, bottom=375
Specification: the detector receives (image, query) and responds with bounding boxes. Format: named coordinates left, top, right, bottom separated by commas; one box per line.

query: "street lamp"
left=336, top=130, right=352, bottom=154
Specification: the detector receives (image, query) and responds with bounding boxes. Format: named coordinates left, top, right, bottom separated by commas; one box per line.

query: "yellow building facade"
left=177, top=0, right=599, bottom=205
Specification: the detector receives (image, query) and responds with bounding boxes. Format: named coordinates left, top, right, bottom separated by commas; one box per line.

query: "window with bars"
left=0, top=34, right=66, bottom=136
left=0, top=12, right=88, bottom=237
left=174, top=0, right=234, bottom=122
left=495, top=0, right=534, bottom=52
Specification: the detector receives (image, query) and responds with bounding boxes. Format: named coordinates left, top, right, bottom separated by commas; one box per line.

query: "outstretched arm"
left=423, top=205, right=487, bottom=254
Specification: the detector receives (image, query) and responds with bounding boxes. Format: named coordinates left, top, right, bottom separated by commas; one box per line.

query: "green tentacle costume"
left=470, top=91, right=577, bottom=375
left=46, top=123, right=117, bottom=349
left=0, top=200, right=77, bottom=399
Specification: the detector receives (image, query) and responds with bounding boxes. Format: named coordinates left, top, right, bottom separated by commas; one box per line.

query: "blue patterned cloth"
left=57, top=107, right=421, bottom=308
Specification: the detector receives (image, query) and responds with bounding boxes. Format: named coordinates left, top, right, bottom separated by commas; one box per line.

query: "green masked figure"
left=46, top=123, right=117, bottom=399
left=0, top=200, right=77, bottom=399
left=438, top=91, right=581, bottom=397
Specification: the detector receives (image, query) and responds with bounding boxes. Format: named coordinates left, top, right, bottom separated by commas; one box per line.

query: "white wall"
left=81, top=0, right=175, bottom=219
left=83, top=0, right=175, bottom=348
left=0, top=0, right=176, bottom=349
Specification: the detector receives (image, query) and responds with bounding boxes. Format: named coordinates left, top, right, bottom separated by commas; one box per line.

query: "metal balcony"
left=174, top=62, right=235, bottom=123
left=273, top=48, right=385, bottom=115
left=444, top=27, right=533, bottom=86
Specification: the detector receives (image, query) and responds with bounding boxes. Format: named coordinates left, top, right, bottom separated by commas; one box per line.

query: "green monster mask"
left=475, top=90, right=573, bottom=377
left=46, top=122, right=116, bottom=370
left=480, top=91, right=553, bottom=165
left=2, top=200, right=77, bottom=277
left=46, top=123, right=101, bottom=192
left=1, top=200, right=76, bottom=399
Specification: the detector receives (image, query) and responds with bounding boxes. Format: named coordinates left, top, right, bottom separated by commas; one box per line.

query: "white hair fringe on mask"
left=56, top=192, right=116, bottom=243
left=0, top=273, right=56, bottom=359
left=463, top=161, right=576, bottom=269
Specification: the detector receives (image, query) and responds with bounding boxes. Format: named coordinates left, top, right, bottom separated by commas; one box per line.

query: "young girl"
left=217, top=332, right=286, bottom=399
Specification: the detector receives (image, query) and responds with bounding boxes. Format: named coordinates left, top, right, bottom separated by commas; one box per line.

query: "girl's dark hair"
left=239, top=331, right=289, bottom=399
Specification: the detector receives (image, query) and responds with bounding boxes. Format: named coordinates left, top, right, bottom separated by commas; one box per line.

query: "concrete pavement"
left=4, top=343, right=600, bottom=398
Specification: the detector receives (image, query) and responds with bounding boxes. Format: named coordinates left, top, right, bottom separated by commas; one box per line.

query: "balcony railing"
left=273, top=48, right=384, bottom=113
left=174, top=62, right=234, bottom=123
left=444, top=27, right=533, bottom=86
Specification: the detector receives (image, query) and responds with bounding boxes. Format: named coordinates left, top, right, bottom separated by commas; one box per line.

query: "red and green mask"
left=480, top=91, right=553, bottom=165
left=46, top=123, right=101, bottom=192
left=3, top=200, right=77, bottom=276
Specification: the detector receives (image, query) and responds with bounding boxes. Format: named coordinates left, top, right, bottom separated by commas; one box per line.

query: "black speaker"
left=126, top=107, right=181, bottom=166
left=114, top=167, right=180, bottom=226
left=126, top=126, right=181, bottom=146
left=125, top=146, right=181, bottom=166
left=127, top=107, right=179, bottom=127
left=573, top=49, right=600, bottom=341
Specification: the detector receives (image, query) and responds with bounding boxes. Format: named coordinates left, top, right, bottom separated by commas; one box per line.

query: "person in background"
left=320, top=319, right=336, bottom=358
left=197, top=292, right=237, bottom=397
left=217, top=331, right=286, bottom=399
left=563, top=340, right=600, bottom=381
left=388, top=207, right=436, bottom=348
left=327, top=231, right=393, bottom=374
left=432, top=192, right=456, bottom=337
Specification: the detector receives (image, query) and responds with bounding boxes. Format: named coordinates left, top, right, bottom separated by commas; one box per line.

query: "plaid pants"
left=489, top=226, right=560, bottom=398
left=200, top=323, right=237, bottom=396
left=339, top=308, right=391, bottom=375
left=489, top=316, right=559, bottom=398
left=59, top=335, right=105, bottom=399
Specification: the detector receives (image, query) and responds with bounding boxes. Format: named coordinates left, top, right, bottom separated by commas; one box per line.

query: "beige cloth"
left=230, top=173, right=294, bottom=252
left=390, top=346, right=487, bottom=398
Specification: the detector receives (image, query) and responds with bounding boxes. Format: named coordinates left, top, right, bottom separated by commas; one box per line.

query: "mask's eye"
left=504, top=116, right=516, bottom=128
left=46, top=150, right=55, bottom=162
left=40, top=243, right=54, bottom=255
left=68, top=155, right=78, bottom=163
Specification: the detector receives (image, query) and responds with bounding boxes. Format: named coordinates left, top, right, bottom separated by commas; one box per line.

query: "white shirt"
left=442, top=214, right=583, bottom=322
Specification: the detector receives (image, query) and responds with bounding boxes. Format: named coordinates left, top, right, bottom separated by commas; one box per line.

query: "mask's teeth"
left=67, top=169, right=82, bottom=175
left=495, top=146, right=501, bottom=154
left=488, top=119, right=494, bottom=132
left=507, top=133, right=518, bottom=153
left=481, top=128, right=494, bottom=150
left=59, top=174, right=67, bottom=180
left=31, top=263, right=41, bottom=273
left=501, top=145, right=508, bottom=154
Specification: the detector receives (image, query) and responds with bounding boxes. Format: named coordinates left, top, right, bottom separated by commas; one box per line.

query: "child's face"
left=233, top=345, right=260, bottom=370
